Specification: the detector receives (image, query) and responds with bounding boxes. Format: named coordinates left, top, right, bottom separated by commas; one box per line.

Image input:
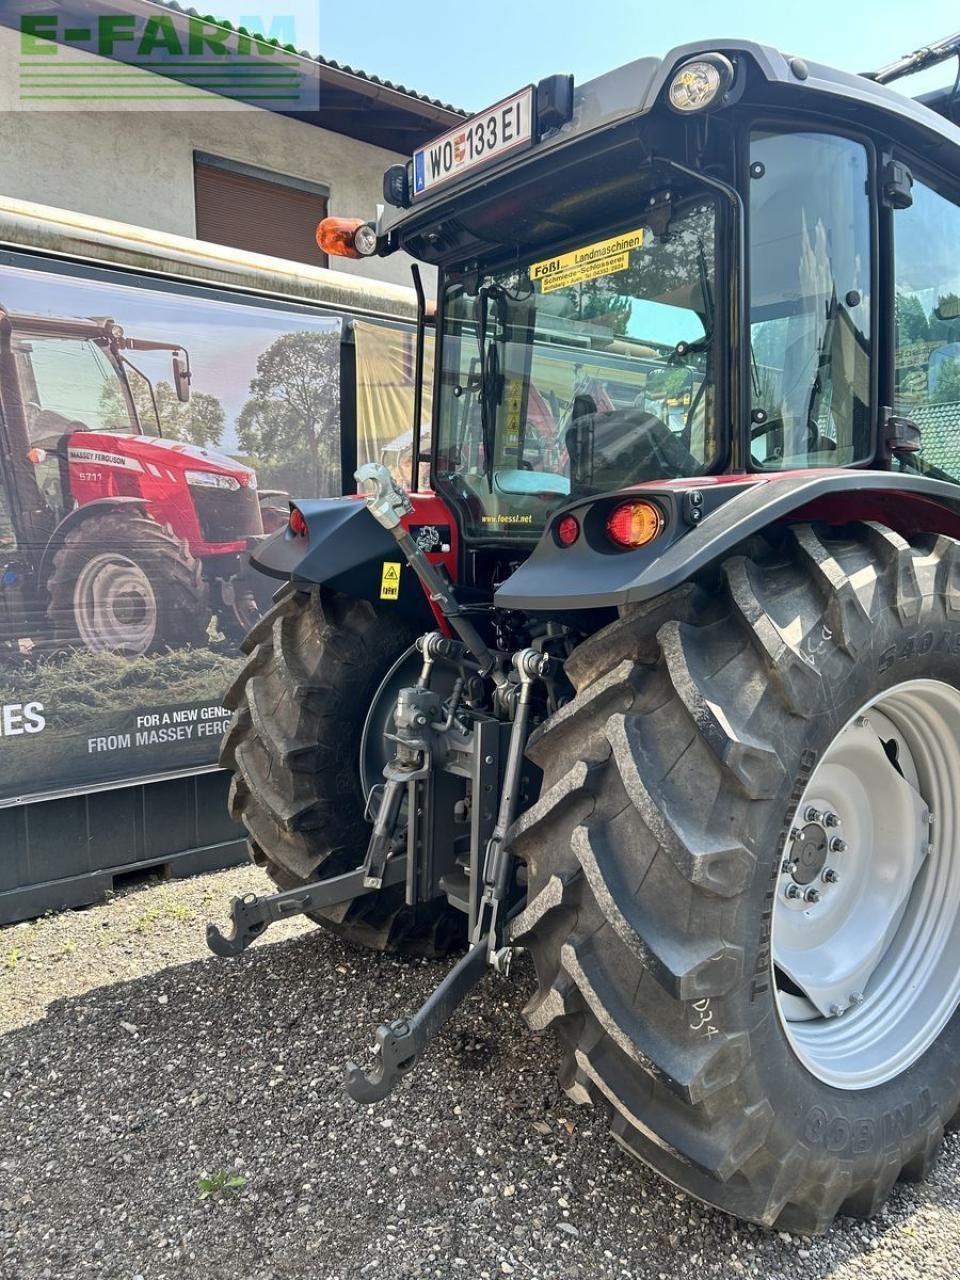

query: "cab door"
left=890, top=172, right=960, bottom=482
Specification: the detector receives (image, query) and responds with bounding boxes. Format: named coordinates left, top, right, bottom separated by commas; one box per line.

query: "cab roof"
left=384, top=38, right=960, bottom=251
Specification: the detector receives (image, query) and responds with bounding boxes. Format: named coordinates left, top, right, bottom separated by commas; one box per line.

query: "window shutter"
left=194, top=159, right=328, bottom=267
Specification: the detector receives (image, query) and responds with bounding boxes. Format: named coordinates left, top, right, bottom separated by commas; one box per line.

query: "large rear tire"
left=47, top=510, right=208, bottom=654
left=221, top=585, right=464, bottom=956
left=509, top=521, right=960, bottom=1231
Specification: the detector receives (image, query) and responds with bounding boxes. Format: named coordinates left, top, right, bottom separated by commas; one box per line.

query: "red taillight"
left=316, top=216, right=363, bottom=259
left=289, top=507, right=308, bottom=538
left=605, top=500, right=664, bottom=549
left=555, top=515, right=580, bottom=547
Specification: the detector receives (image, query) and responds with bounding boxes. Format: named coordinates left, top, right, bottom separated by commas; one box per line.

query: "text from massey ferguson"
left=87, top=704, right=232, bottom=754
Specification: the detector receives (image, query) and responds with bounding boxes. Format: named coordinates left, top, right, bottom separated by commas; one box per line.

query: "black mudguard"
left=250, top=497, right=436, bottom=625
left=494, top=470, right=960, bottom=612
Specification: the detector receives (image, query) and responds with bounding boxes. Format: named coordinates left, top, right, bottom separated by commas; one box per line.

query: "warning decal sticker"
left=380, top=561, right=401, bottom=600
left=529, top=228, right=645, bottom=294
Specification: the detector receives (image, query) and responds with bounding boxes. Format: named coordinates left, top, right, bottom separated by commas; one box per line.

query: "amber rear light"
left=316, top=216, right=363, bottom=259
left=289, top=507, right=308, bottom=538
left=605, top=500, right=664, bottom=549
left=555, top=515, right=580, bottom=547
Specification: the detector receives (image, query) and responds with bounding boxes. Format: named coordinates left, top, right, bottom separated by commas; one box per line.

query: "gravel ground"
left=2, top=865, right=959, bottom=1280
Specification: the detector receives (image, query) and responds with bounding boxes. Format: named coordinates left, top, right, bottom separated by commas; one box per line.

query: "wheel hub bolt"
left=823, top=868, right=839, bottom=884
left=790, top=827, right=803, bottom=842
left=850, top=991, right=864, bottom=1006
left=829, top=1002, right=847, bottom=1017
left=804, top=806, right=822, bottom=823
left=823, top=812, right=840, bottom=828
left=855, top=716, right=869, bottom=728
left=829, top=837, right=847, bottom=853
left=782, top=858, right=798, bottom=875
left=785, top=883, right=803, bottom=901
left=804, top=887, right=821, bottom=904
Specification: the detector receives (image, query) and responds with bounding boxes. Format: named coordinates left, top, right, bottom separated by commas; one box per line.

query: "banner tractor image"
left=0, top=307, right=270, bottom=656
left=213, top=34, right=960, bottom=1232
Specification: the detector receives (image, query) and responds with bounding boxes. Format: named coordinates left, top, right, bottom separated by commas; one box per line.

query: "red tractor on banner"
left=0, top=307, right=272, bottom=656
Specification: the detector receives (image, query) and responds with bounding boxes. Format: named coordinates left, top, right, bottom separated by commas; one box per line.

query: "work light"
left=667, top=54, right=734, bottom=113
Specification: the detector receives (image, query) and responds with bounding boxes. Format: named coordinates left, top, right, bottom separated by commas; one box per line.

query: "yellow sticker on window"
left=380, top=561, right=401, bottom=600
left=530, top=228, right=645, bottom=294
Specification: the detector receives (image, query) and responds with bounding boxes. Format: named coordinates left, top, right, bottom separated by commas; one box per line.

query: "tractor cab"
left=315, top=39, right=960, bottom=598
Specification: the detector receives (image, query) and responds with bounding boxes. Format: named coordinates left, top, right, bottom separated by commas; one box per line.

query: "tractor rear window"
left=749, top=131, right=873, bottom=470
left=435, top=198, right=719, bottom=540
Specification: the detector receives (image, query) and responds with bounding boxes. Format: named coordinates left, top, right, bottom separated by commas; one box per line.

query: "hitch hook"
left=344, top=938, right=489, bottom=1104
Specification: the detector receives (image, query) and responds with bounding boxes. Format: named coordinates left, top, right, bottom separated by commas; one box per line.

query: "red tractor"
left=0, top=306, right=270, bottom=655
left=215, top=35, right=960, bottom=1232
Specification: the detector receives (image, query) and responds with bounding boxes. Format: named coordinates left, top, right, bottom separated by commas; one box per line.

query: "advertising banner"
left=353, top=318, right=434, bottom=490
left=0, top=257, right=341, bottom=804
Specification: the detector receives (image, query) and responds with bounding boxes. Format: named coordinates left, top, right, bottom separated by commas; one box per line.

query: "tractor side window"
left=749, top=131, right=872, bottom=470
left=893, top=179, right=960, bottom=483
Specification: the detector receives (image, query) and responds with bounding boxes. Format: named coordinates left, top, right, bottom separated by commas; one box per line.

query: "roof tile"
left=152, top=0, right=466, bottom=114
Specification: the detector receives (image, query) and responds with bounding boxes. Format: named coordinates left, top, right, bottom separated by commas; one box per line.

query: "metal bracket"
left=355, top=461, right=412, bottom=528
left=344, top=938, right=489, bottom=1103
left=206, top=858, right=407, bottom=957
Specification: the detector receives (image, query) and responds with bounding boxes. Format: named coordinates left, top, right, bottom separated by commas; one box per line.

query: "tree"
left=896, top=292, right=931, bottom=344
left=177, top=391, right=227, bottom=448
left=100, top=375, right=226, bottom=447
left=574, top=288, right=632, bottom=336
left=236, top=330, right=341, bottom=496
left=932, top=356, right=960, bottom=404
left=645, top=365, right=692, bottom=402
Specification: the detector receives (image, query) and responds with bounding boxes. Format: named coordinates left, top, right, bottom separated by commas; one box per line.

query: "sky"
left=2, top=262, right=340, bottom=451
left=207, top=1, right=957, bottom=111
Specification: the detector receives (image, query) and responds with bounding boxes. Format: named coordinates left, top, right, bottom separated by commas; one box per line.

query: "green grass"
left=0, top=646, right=242, bottom=732
left=197, top=1170, right=246, bottom=1200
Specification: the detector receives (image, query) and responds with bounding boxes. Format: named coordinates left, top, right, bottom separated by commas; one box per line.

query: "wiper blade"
left=481, top=344, right=502, bottom=493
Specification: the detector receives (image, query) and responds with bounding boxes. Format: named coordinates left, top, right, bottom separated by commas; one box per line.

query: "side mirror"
left=172, top=350, right=191, bottom=403
left=934, top=294, right=960, bottom=322
left=883, top=413, right=922, bottom=458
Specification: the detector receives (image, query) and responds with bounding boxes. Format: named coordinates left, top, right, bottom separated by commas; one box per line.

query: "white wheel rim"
left=73, top=553, right=158, bottom=654
left=772, top=679, right=960, bottom=1090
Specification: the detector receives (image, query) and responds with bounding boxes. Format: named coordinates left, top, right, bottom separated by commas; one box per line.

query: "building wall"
left=0, top=24, right=423, bottom=289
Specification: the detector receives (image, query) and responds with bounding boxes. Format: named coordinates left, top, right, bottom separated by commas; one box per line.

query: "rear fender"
left=494, top=470, right=960, bottom=612
left=251, top=492, right=458, bottom=627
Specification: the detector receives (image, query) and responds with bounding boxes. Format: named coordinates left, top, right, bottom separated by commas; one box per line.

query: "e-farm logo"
left=15, top=5, right=318, bottom=109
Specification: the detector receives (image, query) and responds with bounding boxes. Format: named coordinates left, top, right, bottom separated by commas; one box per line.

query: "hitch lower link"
left=344, top=643, right=548, bottom=1104
left=206, top=858, right=408, bottom=957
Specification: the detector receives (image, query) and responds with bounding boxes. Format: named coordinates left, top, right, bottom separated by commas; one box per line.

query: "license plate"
left=412, top=86, right=534, bottom=199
